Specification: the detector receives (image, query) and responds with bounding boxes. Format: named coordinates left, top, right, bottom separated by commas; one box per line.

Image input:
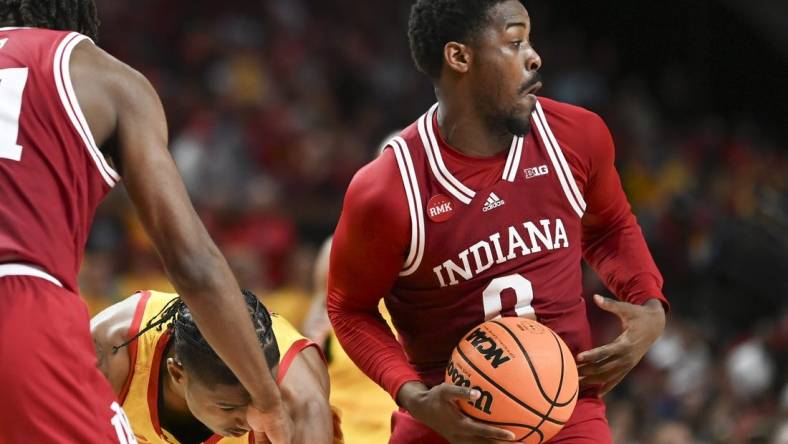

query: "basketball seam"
left=522, top=330, right=576, bottom=443
left=455, top=346, right=566, bottom=426
left=471, top=416, right=544, bottom=443
left=490, top=321, right=577, bottom=407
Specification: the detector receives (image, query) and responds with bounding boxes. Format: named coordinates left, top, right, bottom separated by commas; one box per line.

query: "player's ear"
left=166, top=357, right=186, bottom=384
left=444, top=41, right=472, bottom=75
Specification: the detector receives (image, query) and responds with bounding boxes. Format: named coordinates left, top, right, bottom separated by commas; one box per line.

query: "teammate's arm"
left=576, top=112, right=667, bottom=396
left=69, top=41, right=292, bottom=443
left=327, top=151, right=514, bottom=443
left=279, top=347, right=334, bottom=444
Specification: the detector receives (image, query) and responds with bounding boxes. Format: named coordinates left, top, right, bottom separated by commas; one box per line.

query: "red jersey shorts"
left=0, top=275, right=134, bottom=443
left=389, top=397, right=612, bottom=444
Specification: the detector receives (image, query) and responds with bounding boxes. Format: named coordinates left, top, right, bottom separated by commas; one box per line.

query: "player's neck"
left=435, top=101, right=513, bottom=158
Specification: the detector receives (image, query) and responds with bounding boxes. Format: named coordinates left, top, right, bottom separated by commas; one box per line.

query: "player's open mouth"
left=523, top=81, right=542, bottom=96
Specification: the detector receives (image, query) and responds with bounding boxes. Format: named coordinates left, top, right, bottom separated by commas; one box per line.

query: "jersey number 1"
left=482, top=273, right=537, bottom=320
left=0, top=67, right=29, bottom=161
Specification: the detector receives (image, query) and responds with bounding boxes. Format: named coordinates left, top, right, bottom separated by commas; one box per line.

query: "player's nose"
left=526, top=47, right=542, bottom=72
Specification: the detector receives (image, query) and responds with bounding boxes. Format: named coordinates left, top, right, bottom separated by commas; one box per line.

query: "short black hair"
left=0, top=0, right=99, bottom=41
left=116, top=290, right=280, bottom=388
left=408, top=0, right=523, bottom=79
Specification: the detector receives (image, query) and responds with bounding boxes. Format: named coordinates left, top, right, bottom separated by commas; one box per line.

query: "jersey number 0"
left=482, top=273, right=537, bottom=320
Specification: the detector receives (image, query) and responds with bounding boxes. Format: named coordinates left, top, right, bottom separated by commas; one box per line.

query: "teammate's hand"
left=246, top=403, right=294, bottom=444
left=576, top=295, right=666, bottom=397
left=398, top=382, right=516, bottom=444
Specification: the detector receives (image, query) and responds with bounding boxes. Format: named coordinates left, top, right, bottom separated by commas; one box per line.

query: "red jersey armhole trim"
left=147, top=327, right=172, bottom=437
left=117, top=290, right=151, bottom=403
left=276, top=338, right=318, bottom=384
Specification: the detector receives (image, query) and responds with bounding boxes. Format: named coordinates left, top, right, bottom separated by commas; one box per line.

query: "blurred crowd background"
left=82, top=1, right=787, bottom=442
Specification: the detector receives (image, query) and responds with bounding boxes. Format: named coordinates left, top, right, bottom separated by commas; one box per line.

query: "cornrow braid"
left=114, top=290, right=280, bottom=388
left=111, top=296, right=182, bottom=353
left=0, top=0, right=99, bottom=41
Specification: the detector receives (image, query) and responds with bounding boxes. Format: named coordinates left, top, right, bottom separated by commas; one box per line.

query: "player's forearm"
left=327, top=300, right=421, bottom=398
left=582, top=217, right=667, bottom=309
left=293, top=398, right=334, bottom=444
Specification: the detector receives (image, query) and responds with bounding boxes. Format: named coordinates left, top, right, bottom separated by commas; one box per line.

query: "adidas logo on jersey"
left=482, top=193, right=505, bottom=212
left=524, top=165, right=549, bottom=179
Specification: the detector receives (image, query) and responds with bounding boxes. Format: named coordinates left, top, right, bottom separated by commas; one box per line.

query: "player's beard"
left=504, top=112, right=532, bottom=137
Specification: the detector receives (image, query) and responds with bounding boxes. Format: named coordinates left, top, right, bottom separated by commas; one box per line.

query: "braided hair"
left=115, top=290, right=280, bottom=388
left=0, top=0, right=99, bottom=41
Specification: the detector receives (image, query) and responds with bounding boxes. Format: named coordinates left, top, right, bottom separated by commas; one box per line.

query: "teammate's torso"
left=385, top=99, right=592, bottom=385
left=119, top=291, right=311, bottom=444
left=0, top=27, right=118, bottom=291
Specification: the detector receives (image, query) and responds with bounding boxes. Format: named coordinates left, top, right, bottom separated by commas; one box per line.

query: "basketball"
left=444, top=317, right=579, bottom=443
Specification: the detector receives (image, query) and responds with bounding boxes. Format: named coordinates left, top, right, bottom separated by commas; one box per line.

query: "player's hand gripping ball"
left=445, top=317, right=578, bottom=443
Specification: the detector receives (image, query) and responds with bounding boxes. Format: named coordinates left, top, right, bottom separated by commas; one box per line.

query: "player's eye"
left=218, top=406, right=236, bottom=412
left=511, top=41, right=522, bottom=49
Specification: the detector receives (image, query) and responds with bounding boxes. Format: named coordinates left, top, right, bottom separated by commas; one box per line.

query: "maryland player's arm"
left=574, top=110, right=668, bottom=310
left=279, top=346, right=334, bottom=444
left=68, top=41, right=288, bottom=425
left=327, top=149, right=422, bottom=400
left=89, top=293, right=141, bottom=395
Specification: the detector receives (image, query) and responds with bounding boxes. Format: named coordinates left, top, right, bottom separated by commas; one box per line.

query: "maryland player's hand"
left=398, top=382, right=516, bottom=444
left=247, top=403, right=294, bottom=444
left=576, top=295, right=666, bottom=396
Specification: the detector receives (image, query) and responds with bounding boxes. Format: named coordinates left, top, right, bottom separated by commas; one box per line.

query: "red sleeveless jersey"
left=0, top=27, right=118, bottom=292
left=328, top=97, right=666, bottom=398
left=385, top=100, right=590, bottom=385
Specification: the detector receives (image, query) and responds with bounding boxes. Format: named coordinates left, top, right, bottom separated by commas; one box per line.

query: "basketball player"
left=0, top=2, right=290, bottom=442
left=327, top=1, right=669, bottom=443
left=91, top=290, right=340, bottom=444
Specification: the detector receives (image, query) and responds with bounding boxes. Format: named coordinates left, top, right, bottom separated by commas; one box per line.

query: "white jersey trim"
left=535, top=101, right=586, bottom=210
left=53, top=32, right=120, bottom=187
left=0, top=263, right=63, bottom=287
left=502, top=135, right=524, bottom=182
left=531, top=101, right=584, bottom=218
left=419, top=105, right=474, bottom=204
left=388, top=137, right=425, bottom=276
left=418, top=104, right=524, bottom=204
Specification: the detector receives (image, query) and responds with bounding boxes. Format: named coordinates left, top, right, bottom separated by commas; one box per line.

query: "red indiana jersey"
left=328, top=97, right=668, bottom=399
left=0, top=28, right=118, bottom=292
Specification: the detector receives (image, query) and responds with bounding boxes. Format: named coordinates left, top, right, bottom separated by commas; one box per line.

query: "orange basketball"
left=444, top=317, right=578, bottom=443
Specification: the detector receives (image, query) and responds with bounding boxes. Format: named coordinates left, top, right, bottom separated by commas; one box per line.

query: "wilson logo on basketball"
left=446, top=361, right=494, bottom=414
left=465, top=328, right=512, bottom=368
left=426, top=194, right=454, bottom=223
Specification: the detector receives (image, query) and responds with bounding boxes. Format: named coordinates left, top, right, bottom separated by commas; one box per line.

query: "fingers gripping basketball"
left=445, top=317, right=579, bottom=443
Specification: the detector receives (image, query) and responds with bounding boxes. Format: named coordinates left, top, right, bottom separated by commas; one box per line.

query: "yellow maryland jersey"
left=118, top=291, right=313, bottom=444
left=327, top=302, right=397, bottom=444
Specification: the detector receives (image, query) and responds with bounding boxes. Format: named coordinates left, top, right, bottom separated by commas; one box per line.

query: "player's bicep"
left=580, top=114, right=632, bottom=237
left=89, top=294, right=141, bottom=394
left=328, top=157, right=410, bottom=311
left=90, top=313, right=132, bottom=395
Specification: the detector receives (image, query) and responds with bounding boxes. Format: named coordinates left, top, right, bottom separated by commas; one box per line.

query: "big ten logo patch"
left=524, top=165, right=549, bottom=179
left=427, top=194, right=454, bottom=223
